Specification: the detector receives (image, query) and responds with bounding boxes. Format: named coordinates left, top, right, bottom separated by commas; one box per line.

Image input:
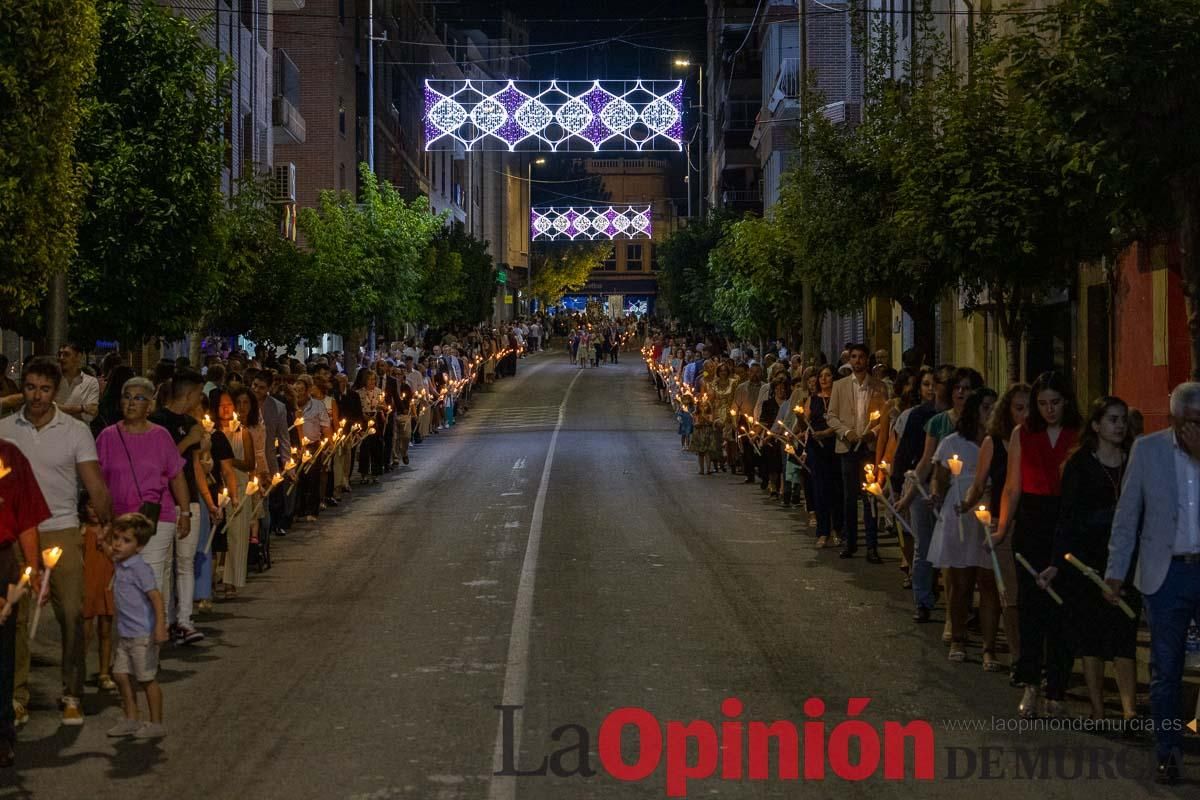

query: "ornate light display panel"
left=531, top=205, right=653, bottom=241
left=424, top=80, right=683, bottom=152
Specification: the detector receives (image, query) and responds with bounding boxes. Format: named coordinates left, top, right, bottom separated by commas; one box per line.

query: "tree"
left=656, top=212, right=735, bottom=330
left=0, top=0, right=98, bottom=326
left=70, top=0, right=228, bottom=346
left=202, top=177, right=318, bottom=348
left=1006, top=0, right=1200, bottom=378
left=903, top=13, right=1108, bottom=384
left=777, top=15, right=955, bottom=363
left=298, top=163, right=441, bottom=338
left=709, top=214, right=800, bottom=342
left=434, top=223, right=497, bottom=327
left=528, top=243, right=609, bottom=306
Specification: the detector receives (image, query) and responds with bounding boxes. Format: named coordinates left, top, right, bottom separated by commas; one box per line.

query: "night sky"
left=445, top=1, right=707, bottom=82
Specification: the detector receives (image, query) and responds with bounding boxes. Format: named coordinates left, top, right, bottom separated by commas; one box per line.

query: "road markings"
left=489, top=367, right=583, bottom=800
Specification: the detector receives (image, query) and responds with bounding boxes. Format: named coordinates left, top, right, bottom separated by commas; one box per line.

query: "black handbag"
left=117, top=426, right=161, bottom=525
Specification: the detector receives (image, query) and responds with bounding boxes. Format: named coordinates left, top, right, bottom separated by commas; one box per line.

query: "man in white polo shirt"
left=0, top=357, right=112, bottom=727
left=55, top=343, right=99, bottom=424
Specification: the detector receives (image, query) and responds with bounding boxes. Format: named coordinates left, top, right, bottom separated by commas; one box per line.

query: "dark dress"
left=1052, top=449, right=1141, bottom=660
left=806, top=395, right=842, bottom=536
left=988, top=436, right=1009, bottom=513
left=759, top=397, right=782, bottom=482
left=1012, top=424, right=1080, bottom=698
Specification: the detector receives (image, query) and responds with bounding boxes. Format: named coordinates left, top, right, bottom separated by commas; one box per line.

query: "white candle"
left=29, top=547, right=63, bottom=641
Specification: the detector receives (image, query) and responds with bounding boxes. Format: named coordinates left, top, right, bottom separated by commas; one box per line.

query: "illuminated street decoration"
left=531, top=205, right=653, bottom=241
left=425, top=79, right=683, bottom=151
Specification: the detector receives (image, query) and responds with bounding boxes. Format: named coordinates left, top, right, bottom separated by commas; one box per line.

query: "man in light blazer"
left=825, top=343, right=886, bottom=562
left=1107, top=381, right=1200, bottom=785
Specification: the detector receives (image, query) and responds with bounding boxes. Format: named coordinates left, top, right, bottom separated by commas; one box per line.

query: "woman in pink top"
left=96, top=377, right=189, bottom=618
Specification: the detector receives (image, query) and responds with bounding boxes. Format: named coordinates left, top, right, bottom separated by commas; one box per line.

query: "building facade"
left=558, top=158, right=679, bottom=316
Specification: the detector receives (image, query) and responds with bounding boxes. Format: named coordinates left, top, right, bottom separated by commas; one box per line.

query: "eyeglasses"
left=121, top=394, right=150, bottom=403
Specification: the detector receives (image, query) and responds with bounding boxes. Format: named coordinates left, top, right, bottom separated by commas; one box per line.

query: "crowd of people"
left=644, top=331, right=1200, bottom=785
left=0, top=323, right=533, bottom=766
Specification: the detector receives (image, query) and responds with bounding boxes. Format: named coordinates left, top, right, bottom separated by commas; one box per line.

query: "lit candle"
left=29, top=546, right=64, bottom=641
left=18, top=567, right=32, bottom=590
left=863, top=481, right=913, bottom=538
left=947, top=454, right=963, bottom=476
left=292, top=416, right=305, bottom=429
left=230, top=411, right=241, bottom=432
left=1065, top=553, right=1136, bottom=619
left=973, top=506, right=992, bottom=527
left=269, top=472, right=284, bottom=491
left=284, top=457, right=297, bottom=472
left=202, top=414, right=215, bottom=433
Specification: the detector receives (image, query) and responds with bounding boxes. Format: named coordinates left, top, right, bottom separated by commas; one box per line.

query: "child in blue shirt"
left=676, top=401, right=694, bottom=450
left=106, top=513, right=169, bottom=739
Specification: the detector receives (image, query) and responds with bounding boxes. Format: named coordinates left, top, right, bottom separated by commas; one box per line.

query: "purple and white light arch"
left=531, top=205, right=653, bottom=241
left=425, top=79, right=683, bottom=152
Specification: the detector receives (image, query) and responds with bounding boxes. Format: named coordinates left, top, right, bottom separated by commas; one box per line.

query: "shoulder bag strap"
left=116, top=425, right=146, bottom=503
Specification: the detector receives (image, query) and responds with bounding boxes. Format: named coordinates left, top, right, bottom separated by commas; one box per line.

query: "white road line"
left=489, top=367, right=583, bottom=800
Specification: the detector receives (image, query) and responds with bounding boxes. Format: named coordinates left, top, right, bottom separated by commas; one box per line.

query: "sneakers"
left=12, top=701, right=28, bottom=727
left=98, top=674, right=118, bottom=691
left=107, top=718, right=142, bottom=737
left=134, top=722, right=167, bottom=739
left=62, top=697, right=84, bottom=726
left=174, top=625, right=205, bottom=645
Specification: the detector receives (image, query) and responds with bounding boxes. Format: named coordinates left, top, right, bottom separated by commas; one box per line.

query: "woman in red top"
left=996, top=371, right=1082, bottom=718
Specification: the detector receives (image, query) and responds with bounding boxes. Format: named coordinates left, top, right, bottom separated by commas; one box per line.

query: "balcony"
left=768, top=58, right=800, bottom=113
left=273, top=49, right=306, bottom=144
left=722, top=99, right=759, bottom=133
left=721, top=188, right=762, bottom=209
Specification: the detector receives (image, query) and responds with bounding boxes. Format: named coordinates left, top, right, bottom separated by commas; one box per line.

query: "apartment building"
left=705, top=0, right=764, bottom=215
left=554, top=158, right=679, bottom=316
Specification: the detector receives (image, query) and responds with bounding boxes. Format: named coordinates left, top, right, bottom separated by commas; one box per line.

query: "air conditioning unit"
left=272, top=162, right=296, bottom=203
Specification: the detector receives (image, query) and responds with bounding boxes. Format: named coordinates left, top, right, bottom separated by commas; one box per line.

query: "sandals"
left=815, top=536, right=828, bottom=549
left=982, top=652, right=1004, bottom=672
left=948, top=645, right=967, bottom=662
left=98, top=674, right=117, bottom=691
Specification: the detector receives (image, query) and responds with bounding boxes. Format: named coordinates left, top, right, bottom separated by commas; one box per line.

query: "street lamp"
left=673, top=57, right=704, bottom=218
left=526, top=158, right=547, bottom=316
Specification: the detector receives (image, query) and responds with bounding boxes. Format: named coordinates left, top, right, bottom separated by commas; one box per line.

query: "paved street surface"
left=3, top=353, right=1181, bottom=799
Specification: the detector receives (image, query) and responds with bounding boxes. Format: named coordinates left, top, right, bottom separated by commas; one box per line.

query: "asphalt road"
left=3, top=351, right=1183, bottom=799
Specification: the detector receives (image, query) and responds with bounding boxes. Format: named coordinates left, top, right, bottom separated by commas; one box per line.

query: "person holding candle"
left=355, top=369, right=386, bottom=483
left=226, top=389, right=264, bottom=591
left=193, top=392, right=236, bottom=611
left=0, top=356, right=114, bottom=726
left=929, top=388, right=1002, bottom=669
left=293, top=375, right=330, bottom=523
left=688, top=396, right=720, bottom=475
left=79, top=493, right=115, bottom=690
left=757, top=379, right=790, bottom=498
left=825, top=344, right=886, bottom=562
left=959, top=382, right=1031, bottom=677
left=106, top=513, right=169, bottom=739
left=897, top=366, right=972, bottom=621
left=995, top=371, right=1082, bottom=719
left=733, top=365, right=766, bottom=484
left=711, top=363, right=738, bottom=474
left=1105, top=382, right=1200, bottom=784
left=807, top=365, right=842, bottom=548
left=148, top=370, right=210, bottom=644
left=1035, top=396, right=1139, bottom=729
left=0, top=440, right=50, bottom=767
